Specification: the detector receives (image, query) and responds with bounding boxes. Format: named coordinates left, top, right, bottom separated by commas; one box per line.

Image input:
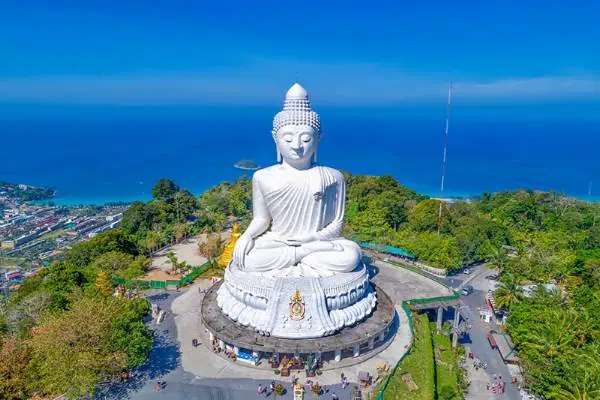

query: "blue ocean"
left=1, top=105, right=599, bottom=205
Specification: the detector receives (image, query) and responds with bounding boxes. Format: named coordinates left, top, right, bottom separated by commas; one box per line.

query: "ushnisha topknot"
left=272, top=83, right=321, bottom=139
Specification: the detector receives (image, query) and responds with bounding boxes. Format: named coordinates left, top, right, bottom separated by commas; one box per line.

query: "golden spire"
left=217, top=224, right=241, bottom=268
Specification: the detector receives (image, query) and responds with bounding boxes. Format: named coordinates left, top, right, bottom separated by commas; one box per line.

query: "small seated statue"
left=232, top=83, right=361, bottom=277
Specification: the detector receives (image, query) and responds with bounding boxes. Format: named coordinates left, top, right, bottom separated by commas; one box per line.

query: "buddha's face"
left=275, top=125, right=318, bottom=167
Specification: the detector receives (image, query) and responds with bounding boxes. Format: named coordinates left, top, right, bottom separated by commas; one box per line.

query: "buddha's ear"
left=277, top=149, right=282, bottom=163
left=312, top=150, right=317, bottom=164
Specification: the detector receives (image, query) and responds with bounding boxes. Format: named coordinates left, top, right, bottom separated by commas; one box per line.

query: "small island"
left=234, top=159, right=259, bottom=171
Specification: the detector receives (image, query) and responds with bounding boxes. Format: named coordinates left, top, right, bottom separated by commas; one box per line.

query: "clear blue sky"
left=1, top=0, right=599, bottom=106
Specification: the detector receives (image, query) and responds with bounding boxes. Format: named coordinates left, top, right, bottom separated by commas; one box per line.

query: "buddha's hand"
left=233, top=233, right=254, bottom=268
left=275, top=233, right=317, bottom=247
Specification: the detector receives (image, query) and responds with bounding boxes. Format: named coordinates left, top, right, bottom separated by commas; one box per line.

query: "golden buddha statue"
left=218, top=224, right=241, bottom=268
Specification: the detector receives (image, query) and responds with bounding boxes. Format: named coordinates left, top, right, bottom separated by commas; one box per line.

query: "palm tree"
left=490, top=246, right=509, bottom=272
left=521, top=309, right=579, bottom=360
left=166, top=251, right=180, bottom=273
left=494, top=274, right=522, bottom=309
left=549, top=353, right=600, bottom=400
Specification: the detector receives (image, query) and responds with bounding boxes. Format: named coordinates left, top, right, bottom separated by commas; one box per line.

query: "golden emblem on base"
left=289, top=289, right=305, bottom=320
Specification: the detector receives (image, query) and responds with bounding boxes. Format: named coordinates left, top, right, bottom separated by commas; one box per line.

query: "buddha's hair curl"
left=272, top=96, right=321, bottom=139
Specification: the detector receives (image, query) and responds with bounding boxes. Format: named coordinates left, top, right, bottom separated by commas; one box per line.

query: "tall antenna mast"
left=438, top=82, right=453, bottom=233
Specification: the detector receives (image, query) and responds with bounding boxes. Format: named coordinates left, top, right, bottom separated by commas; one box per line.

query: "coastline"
left=42, top=184, right=600, bottom=206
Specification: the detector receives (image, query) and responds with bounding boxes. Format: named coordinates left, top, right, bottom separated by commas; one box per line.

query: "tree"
left=27, top=296, right=151, bottom=399
left=228, top=184, right=251, bottom=217
left=0, top=335, right=31, bottom=399
left=173, top=189, right=198, bottom=221
left=173, top=222, right=188, bottom=243
left=494, top=274, right=522, bottom=309
left=548, top=351, right=600, bottom=400
left=198, top=234, right=223, bottom=264
left=95, top=271, right=113, bottom=297
left=143, top=230, right=161, bottom=255
left=4, top=292, right=50, bottom=338
left=490, top=246, right=510, bottom=272
left=64, top=230, right=138, bottom=269
left=151, top=179, right=179, bottom=202
left=120, top=201, right=155, bottom=235
left=166, top=251, right=184, bottom=273
left=349, top=198, right=392, bottom=242
left=408, top=199, right=447, bottom=232
left=90, top=251, right=146, bottom=280
left=91, top=251, right=134, bottom=273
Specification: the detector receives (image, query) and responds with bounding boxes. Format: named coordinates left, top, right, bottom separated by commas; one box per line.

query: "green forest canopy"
left=2, top=175, right=599, bottom=398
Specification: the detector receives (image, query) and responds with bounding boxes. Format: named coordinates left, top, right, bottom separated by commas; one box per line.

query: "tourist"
left=270, top=381, right=276, bottom=393
left=257, top=384, right=264, bottom=395
left=332, top=392, right=339, bottom=400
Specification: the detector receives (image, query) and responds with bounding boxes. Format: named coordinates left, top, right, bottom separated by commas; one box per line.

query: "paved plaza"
left=151, top=233, right=231, bottom=271
left=371, top=260, right=454, bottom=301
left=98, top=261, right=452, bottom=399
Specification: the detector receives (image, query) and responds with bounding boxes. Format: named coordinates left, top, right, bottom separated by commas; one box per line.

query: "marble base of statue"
left=216, top=261, right=377, bottom=339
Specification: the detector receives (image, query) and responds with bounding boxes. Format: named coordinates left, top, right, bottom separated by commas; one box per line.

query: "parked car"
left=463, top=268, right=472, bottom=275
left=461, top=284, right=474, bottom=296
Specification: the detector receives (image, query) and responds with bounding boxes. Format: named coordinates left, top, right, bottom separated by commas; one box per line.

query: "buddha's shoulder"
left=253, top=165, right=280, bottom=180
left=316, top=166, right=345, bottom=182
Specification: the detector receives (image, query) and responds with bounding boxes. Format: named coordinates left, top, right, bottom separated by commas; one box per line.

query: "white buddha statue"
left=217, top=83, right=376, bottom=338
left=232, top=83, right=361, bottom=278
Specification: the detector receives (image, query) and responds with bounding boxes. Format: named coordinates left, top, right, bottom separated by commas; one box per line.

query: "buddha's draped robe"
left=243, top=166, right=361, bottom=277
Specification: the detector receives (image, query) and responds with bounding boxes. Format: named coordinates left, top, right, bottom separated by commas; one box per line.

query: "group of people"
left=224, top=347, right=237, bottom=362
left=257, top=378, right=341, bottom=399
left=487, top=374, right=505, bottom=395
left=257, top=381, right=277, bottom=396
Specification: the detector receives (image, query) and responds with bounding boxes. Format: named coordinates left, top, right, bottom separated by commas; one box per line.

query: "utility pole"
left=438, top=82, right=453, bottom=233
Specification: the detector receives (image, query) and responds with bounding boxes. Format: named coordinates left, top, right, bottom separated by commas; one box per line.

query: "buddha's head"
left=272, top=83, right=321, bottom=168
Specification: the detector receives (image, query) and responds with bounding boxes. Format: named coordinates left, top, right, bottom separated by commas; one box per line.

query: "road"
left=445, top=264, right=520, bottom=400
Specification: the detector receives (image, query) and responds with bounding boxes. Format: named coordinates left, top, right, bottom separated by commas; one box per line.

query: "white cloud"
left=456, top=75, right=600, bottom=100
left=0, top=60, right=598, bottom=105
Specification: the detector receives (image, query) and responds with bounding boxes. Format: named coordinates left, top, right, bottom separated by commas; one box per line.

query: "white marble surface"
left=216, top=263, right=377, bottom=338
left=219, top=83, right=375, bottom=338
